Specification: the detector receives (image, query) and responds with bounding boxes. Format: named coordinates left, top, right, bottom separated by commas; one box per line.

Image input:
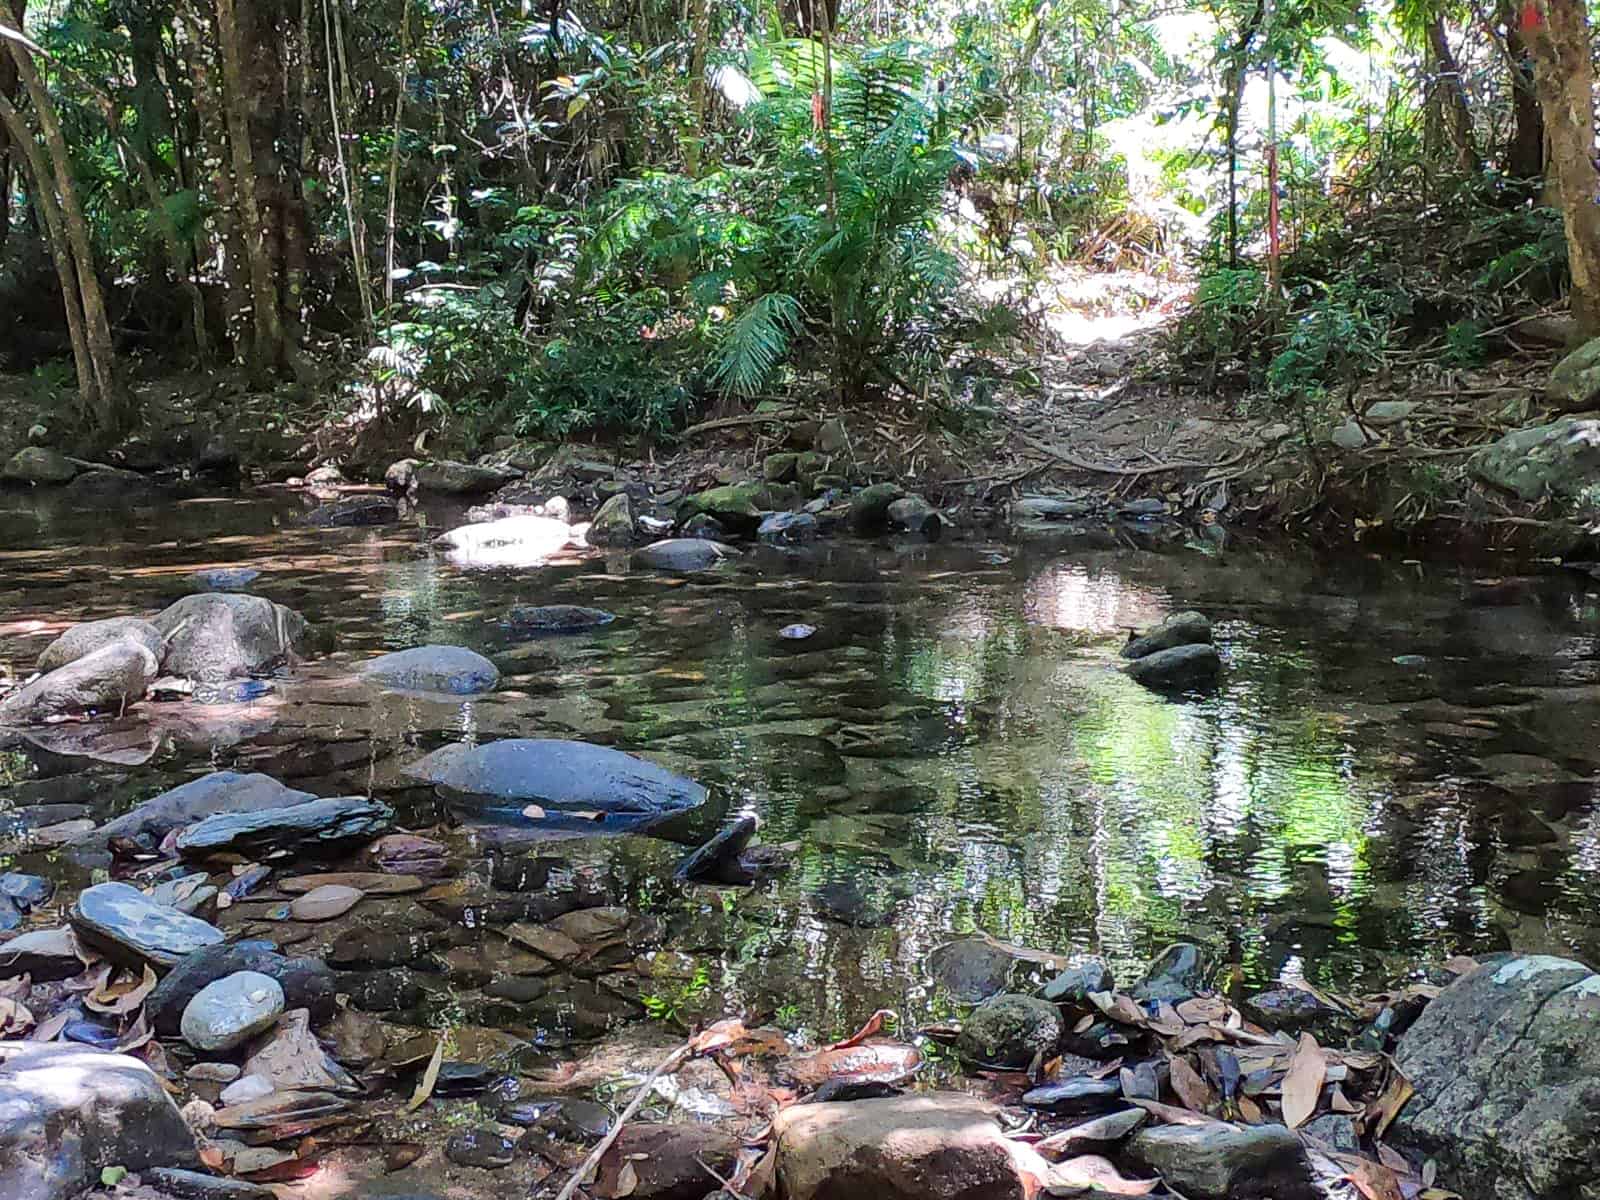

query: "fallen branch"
left=551, top=1041, right=693, bottom=1200
left=679, top=410, right=803, bottom=439
left=1018, top=431, right=1251, bottom=478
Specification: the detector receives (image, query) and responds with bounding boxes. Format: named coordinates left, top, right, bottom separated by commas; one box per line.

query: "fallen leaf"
left=1331, top=1152, right=1405, bottom=1200
left=404, top=1038, right=446, bottom=1112
left=1281, top=1033, right=1325, bottom=1130
left=827, top=1009, right=896, bottom=1051
left=1167, top=1053, right=1214, bottom=1114
left=1036, top=1109, right=1148, bottom=1158
left=688, top=1017, right=749, bottom=1056
left=1441, top=956, right=1478, bottom=976
left=385, top=1143, right=425, bottom=1173
left=288, top=884, right=364, bottom=921
left=86, top=965, right=157, bottom=1016
left=1329, top=1084, right=1361, bottom=1114
left=1125, top=1098, right=1222, bottom=1127
left=116, top=1009, right=153, bottom=1053
left=1363, top=1067, right=1414, bottom=1140
left=1175, top=997, right=1230, bottom=1024
left=613, top=1161, right=639, bottom=1197
left=0, top=997, right=33, bottom=1035
left=1072, top=1013, right=1096, bottom=1034
left=280, top=872, right=425, bottom=896
left=1238, top=1095, right=1264, bottom=1123
left=30, top=1010, right=71, bottom=1042
left=245, top=1008, right=361, bottom=1093
left=1050, top=1155, right=1158, bottom=1196
left=1089, top=991, right=1149, bottom=1028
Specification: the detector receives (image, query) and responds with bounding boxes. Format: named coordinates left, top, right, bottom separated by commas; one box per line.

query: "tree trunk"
left=1526, top=0, right=1600, bottom=334
left=0, top=0, right=20, bottom=260
left=1424, top=15, right=1480, bottom=174
left=684, top=0, right=710, bottom=177
left=1497, top=0, right=1544, bottom=179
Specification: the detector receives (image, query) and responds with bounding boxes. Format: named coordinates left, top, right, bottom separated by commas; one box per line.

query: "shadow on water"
left=3, top=486, right=1600, bottom=1034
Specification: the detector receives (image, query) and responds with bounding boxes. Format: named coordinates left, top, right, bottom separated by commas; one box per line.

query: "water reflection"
left=2, top=490, right=1599, bottom=1034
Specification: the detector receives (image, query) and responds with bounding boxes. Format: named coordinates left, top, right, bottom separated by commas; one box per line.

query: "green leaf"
left=101, top=1166, right=127, bottom=1186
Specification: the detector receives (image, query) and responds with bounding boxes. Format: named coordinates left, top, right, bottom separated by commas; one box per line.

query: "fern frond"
left=710, top=293, right=803, bottom=397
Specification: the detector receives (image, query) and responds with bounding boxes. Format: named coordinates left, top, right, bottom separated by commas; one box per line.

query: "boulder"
left=37, top=617, right=162, bottom=672
left=0, top=638, right=158, bottom=726
left=1548, top=337, right=1600, bottom=414
left=849, top=483, right=906, bottom=532
left=956, top=993, right=1062, bottom=1068
left=927, top=938, right=1023, bottom=1004
left=0, top=1041, right=198, bottom=1199
left=70, top=882, right=224, bottom=969
left=1132, top=943, right=1207, bottom=1004
left=359, top=645, right=500, bottom=695
left=633, top=538, right=739, bottom=573
left=679, top=513, right=727, bottom=540
left=147, top=942, right=337, bottom=1035
left=679, top=481, right=793, bottom=534
left=1470, top=418, right=1600, bottom=501
left=85, top=771, right=314, bottom=850
left=764, top=452, right=800, bottom=483
left=152, top=593, right=308, bottom=681
left=1, top=446, right=78, bottom=485
left=1122, top=612, right=1212, bottom=660
left=181, top=971, right=285, bottom=1052
left=1121, top=1123, right=1315, bottom=1200
left=176, top=797, right=393, bottom=859
left=1040, top=959, right=1114, bottom=1003
left=886, top=495, right=943, bottom=540
left=1393, top=955, right=1600, bottom=1200
left=505, top=605, right=616, bottom=634
left=437, top=514, right=572, bottom=568
left=414, top=460, right=517, bottom=495
left=302, top=496, right=399, bottom=527
left=63, top=468, right=162, bottom=504
left=595, top=1123, right=738, bottom=1200
left=758, top=511, right=819, bottom=545
left=1125, top=644, right=1222, bottom=694
left=587, top=493, right=636, bottom=547
left=405, top=738, right=706, bottom=824
left=767, top=1094, right=1048, bottom=1200
left=0, top=927, right=83, bottom=981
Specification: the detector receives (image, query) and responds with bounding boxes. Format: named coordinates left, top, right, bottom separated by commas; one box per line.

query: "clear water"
left=2, top=489, right=1597, bottom=1039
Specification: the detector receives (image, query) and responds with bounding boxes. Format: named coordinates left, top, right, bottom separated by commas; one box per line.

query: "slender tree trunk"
left=1496, top=0, right=1544, bottom=179
left=323, top=0, right=372, bottom=332
left=383, top=0, right=410, bottom=312
left=1424, top=15, right=1480, bottom=174
left=0, top=0, right=23, bottom=260
left=1526, top=0, right=1600, bottom=334
left=684, top=0, right=710, bottom=177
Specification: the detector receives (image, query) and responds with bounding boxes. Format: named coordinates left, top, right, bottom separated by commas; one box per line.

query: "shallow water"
left=3, top=488, right=1599, bottom=1039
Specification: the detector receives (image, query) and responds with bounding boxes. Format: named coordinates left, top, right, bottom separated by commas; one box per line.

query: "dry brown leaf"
left=30, top=1010, right=71, bottom=1042
left=288, top=884, right=364, bottom=921
left=116, top=1009, right=153, bottom=1053
left=1441, top=956, right=1479, bottom=976
left=403, top=1038, right=446, bottom=1113
left=0, top=976, right=29, bottom=1002
left=1125, top=1098, right=1224, bottom=1127
left=1329, top=1084, right=1362, bottom=1115
left=1175, top=997, right=1229, bottom=1024
left=1237, top=1095, right=1264, bottom=1124
left=1281, top=1033, right=1325, bottom=1130
left=1166, top=1053, right=1214, bottom=1114
left=1171, top=1025, right=1222, bottom=1051
left=613, top=1161, right=639, bottom=1197
left=688, top=1017, right=749, bottom=1056
left=1072, top=1013, right=1096, bottom=1034
left=1051, top=1155, right=1159, bottom=1196
left=1090, top=992, right=1149, bottom=1028
left=1364, top=1068, right=1414, bottom=1140
left=1331, top=1152, right=1405, bottom=1200
left=827, top=1009, right=896, bottom=1051
left=0, top=997, right=34, bottom=1035
left=86, top=965, right=157, bottom=1016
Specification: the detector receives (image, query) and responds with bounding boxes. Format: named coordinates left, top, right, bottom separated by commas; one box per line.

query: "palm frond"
left=711, top=293, right=803, bottom=397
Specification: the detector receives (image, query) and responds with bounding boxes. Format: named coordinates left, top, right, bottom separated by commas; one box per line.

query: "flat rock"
left=176, top=796, right=394, bottom=859
left=0, top=872, right=52, bottom=912
left=1040, top=959, right=1114, bottom=1003
left=147, top=942, right=336, bottom=1035
left=37, top=617, right=163, bottom=672
left=280, top=872, right=424, bottom=896
left=0, top=638, right=158, bottom=726
left=86, top=771, right=314, bottom=849
left=1122, top=611, right=1212, bottom=660
left=143, top=1168, right=276, bottom=1200
left=632, top=538, right=739, bottom=572
left=1125, top=643, right=1222, bottom=694
left=302, top=496, right=399, bottom=527
left=758, top=511, right=819, bottom=545
left=70, top=882, right=224, bottom=969
left=1121, top=1122, right=1316, bottom=1200
left=152, top=593, right=308, bottom=681
left=0, top=1041, right=198, bottom=1198
left=506, top=604, right=616, bottom=634
left=446, top=1128, right=517, bottom=1170
left=0, top=927, right=83, bottom=981
left=181, top=971, right=285, bottom=1052
left=360, top=645, right=500, bottom=694
left=2, top=446, right=78, bottom=485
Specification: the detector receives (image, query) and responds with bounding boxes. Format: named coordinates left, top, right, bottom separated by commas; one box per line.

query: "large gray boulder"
left=1393, top=954, right=1600, bottom=1200
left=633, top=538, right=739, bottom=573
left=1470, top=418, right=1600, bottom=501
left=37, top=617, right=162, bottom=672
left=359, top=645, right=500, bottom=695
left=1548, top=337, right=1600, bottom=414
left=0, top=638, right=158, bottom=726
left=0, top=1042, right=198, bottom=1198
left=70, top=882, right=225, bottom=969
left=153, top=593, right=308, bottom=681
left=83, top=771, right=315, bottom=849
left=414, top=459, right=517, bottom=495
left=1, top=447, right=78, bottom=485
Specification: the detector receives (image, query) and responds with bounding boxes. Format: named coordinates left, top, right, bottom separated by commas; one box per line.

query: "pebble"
left=186, top=1062, right=243, bottom=1083
left=445, top=1129, right=517, bottom=1170
left=780, top=624, right=817, bottom=640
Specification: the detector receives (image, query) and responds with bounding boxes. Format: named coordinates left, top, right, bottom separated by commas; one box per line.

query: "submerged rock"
left=675, top=816, right=760, bottom=884
left=594, top=1123, right=738, bottom=1200
left=956, top=993, right=1062, bottom=1068
left=152, top=593, right=308, bottom=681
left=1133, top=942, right=1207, bottom=1004
left=1125, top=643, right=1222, bottom=694
left=0, top=1041, right=198, bottom=1199
left=758, top=511, right=819, bottom=545
left=360, top=645, right=500, bottom=695
left=37, top=617, right=163, bottom=672
left=0, top=638, right=158, bottom=726
left=147, top=942, right=336, bottom=1035
left=1121, top=1122, right=1315, bottom=1200
left=927, top=938, right=1022, bottom=1004
left=1393, top=955, right=1600, bottom=1200
left=302, top=495, right=398, bottom=527
left=86, top=771, right=314, bottom=849
left=189, top=568, right=259, bottom=592
left=1122, top=611, right=1212, bottom=660
left=2, top=446, right=78, bottom=485
left=176, top=797, right=394, bottom=859
left=506, top=604, right=616, bottom=634
left=633, top=537, right=739, bottom=573
left=180, top=972, right=285, bottom=1052
left=71, top=882, right=225, bottom=969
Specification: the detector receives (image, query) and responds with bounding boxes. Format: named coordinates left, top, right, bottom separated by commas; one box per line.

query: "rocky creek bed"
left=2, top=478, right=1600, bottom=1200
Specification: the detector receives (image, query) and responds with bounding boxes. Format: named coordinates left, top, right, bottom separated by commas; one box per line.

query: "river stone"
left=70, top=883, right=224, bottom=969
left=587, top=492, right=636, bottom=546
left=506, top=604, right=616, bottom=634
left=176, top=797, right=394, bottom=859
left=181, top=972, right=285, bottom=1052
left=633, top=537, right=739, bottom=572
left=927, top=937, right=1020, bottom=1003
left=1019, top=1076, right=1126, bottom=1115
left=405, top=738, right=706, bottom=819
left=886, top=495, right=943, bottom=539
left=418, top=460, right=516, bottom=495
left=0, top=638, right=159, bottom=726
left=142, top=1168, right=276, bottom=1200
left=302, top=496, right=399, bottom=527
left=1243, top=987, right=1356, bottom=1041
left=1125, top=643, right=1222, bottom=694
left=757, top=511, right=819, bottom=545
left=0, top=927, right=83, bottom=981
left=679, top=481, right=792, bottom=533
left=437, top=513, right=573, bottom=568
left=1133, top=942, right=1207, bottom=1004
left=147, top=943, right=336, bottom=1035
left=1392, top=955, right=1600, bottom=1200
left=679, top=513, right=726, bottom=540
left=2, top=446, right=78, bottom=485
left=1040, top=959, right=1114, bottom=1003
left=956, top=993, right=1062, bottom=1068
left=360, top=645, right=500, bottom=695
left=1470, top=418, right=1600, bottom=501
left=445, top=1128, right=517, bottom=1170
left=0, top=873, right=51, bottom=912
left=675, top=816, right=759, bottom=884
left=1121, top=1123, right=1316, bottom=1200
left=0, top=900, right=17, bottom=933
left=86, top=771, right=315, bottom=849
left=1122, top=611, right=1212, bottom=660
left=849, top=482, right=906, bottom=532
left=37, top=617, right=163, bottom=672
left=152, top=593, right=308, bottom=681
left=0, top=1041, right=199, bottom=1198
left=64, top=468, right=163, bottom=504
left=1548, top=336, right=1600, bottom=413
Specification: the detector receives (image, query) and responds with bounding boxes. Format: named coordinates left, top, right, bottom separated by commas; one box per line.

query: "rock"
left=189, top=568, right=259, bottom=592
left=37, top=617, right=162, bottom=672
left=414, top=460, right=517, bottom=495
left=1122, top=612, right=1212, bottom=660
left=675, top=816, right=760, bottom=884
left=1470, top=418, right=1600, bottom=501
left=1243, top=987, right=1355, bottom=1041
left=849, top=483, right=906, bottom=532
left=407, top=738, right=706, bottom=822
left=152, top=593, right=308, bottom=681
left=1040, top=959, right=1114, bottom=1003
left=1330, top=421, right=1371, bottom=450
left=767, top=1094, right=1046, bottom=1200
left=0, top=1041, right=198, bottom=1198
left=186, top=1062, right=241, bottom=1083
left=1019, top=1076, right=1126, bottom=1115
left=815, top=418, right=848, bottom=454
left=1548, top=337, right=1600, bottom=413
left=680, top=481, right=793, bottom=533
left=1300, top=1113, right=1359, bottom=1152
left=87, top=771, right=314, bottom=850
left=327, top=927, right=446, bottom=969
left=587, top=493, right=636, bottom=547
left=764, top=452, right=799, bottom=483
left=886, top=495, right=943, bottom=540
left=633, top=538, right=739, bottom=572
left=679, top=513, right=727, bottom=540
left=1392, top=955, right=1600, bottom=1200
left=1364, top=399, right=1416, bottom=426
left=0, top=900, right=17, bottom=932
left=1, top=446, right=78, bottom=485
left=148, top=947, right=339, bottom=1036
left=64, top=468, right=163, bottom=504
left=302, top=496, right=398, bottom=527
left=0, top=638, right=158, bottom=726
left=70, top=882, right=224, bottom=969
left=288, top=885, right=363, bottom=921
left=359, top=645, right=500, bottom=695
left=757, top=511, right=819, bottom=545
left=1133, top=943, right=1207, bottom=1004
left=446, top=1129, right=517, bottom=1170
left=956, top=993, right=1062, bottom=1068
left=181, top=972, right=285, bottom=1052
left=436, top=514, right=572, bottom=568
left=927, top=938, right=1022, bottom=1004
left=1121, top=1123, right=1315, bottom=1200
left=340, top=969, right=427, bottom=1012
left=506, top=605, right=616, bottom=634
left=1125, top=643, right=1222, bottom=694
left=143, top=1168, right=276, bottom=1200
left=0, top=927, right=83, bottom=981
left=595, top=1123, right=739, bottom=1200
left=176, top=797, right=394, bottom=859
left=0, top=873, right=51, bottom=912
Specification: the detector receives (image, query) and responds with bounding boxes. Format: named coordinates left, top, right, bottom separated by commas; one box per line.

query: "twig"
left=695, top=1154, right=754, bottom=1200
left=552, top=1041, right=692, bottom=1200
left=1018, top=431, right=1251, bottom=477
left=679, top=410, right=802, bottom=439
